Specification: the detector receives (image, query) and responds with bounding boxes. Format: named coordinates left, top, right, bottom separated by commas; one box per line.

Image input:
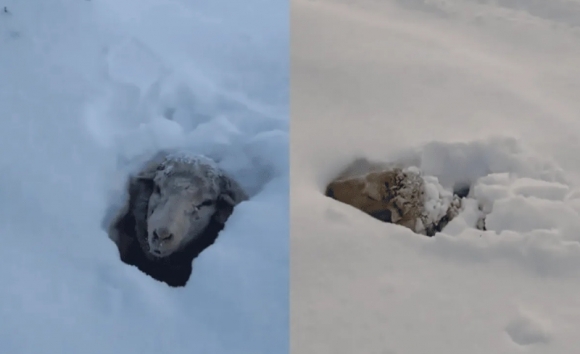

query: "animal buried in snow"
left=325, top=167, right=462, bottom=236
left=104, top=151, right=248, bottom=287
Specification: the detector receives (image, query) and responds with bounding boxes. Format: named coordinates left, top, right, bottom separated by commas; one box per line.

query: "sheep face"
left=145, top=174, right=219, bottom=258
left=129, top=154, right=234, bottom=259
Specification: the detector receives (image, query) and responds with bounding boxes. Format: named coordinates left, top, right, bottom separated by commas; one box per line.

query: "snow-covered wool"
left=326, top=167, right=463, bottom=236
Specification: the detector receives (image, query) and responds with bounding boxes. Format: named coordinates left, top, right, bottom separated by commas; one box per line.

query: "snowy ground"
left=292, top=0, right=580, bottom=353
left=0, top=1, right=288, bottom=353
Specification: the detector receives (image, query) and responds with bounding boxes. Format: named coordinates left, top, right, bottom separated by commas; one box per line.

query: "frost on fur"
left=325, top=166, right=475, bottom=236
left=103, top=149, right=248, bottom=287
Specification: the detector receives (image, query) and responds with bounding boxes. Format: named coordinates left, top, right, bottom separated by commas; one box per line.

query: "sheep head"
left=132, top=152, right=248, bottom=258
left=325, top=168, right=424, bottom=231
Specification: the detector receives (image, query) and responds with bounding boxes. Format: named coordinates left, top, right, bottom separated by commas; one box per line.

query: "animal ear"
left=214, top=196, right=234, bottom=225
left=136, top=161, right=162, bottom=180
left=132, top=151, right=168, bottom=183
left=222, top=175, right=249, bottom=205
left=135, top=169, right=156, bottom=181
left=214, top=175, right=249, bottom=224
left=131, top=154, right=165, bottom=188
left=129, top=168, right=157, bottom=194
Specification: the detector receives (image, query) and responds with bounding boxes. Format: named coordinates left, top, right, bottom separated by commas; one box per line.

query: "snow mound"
left=342, top=137, right=576, bottom=238
left=326, top=137, right=569, bottom=238
left=380, top=138, right=580, bottom=279
left=417, top=171, right=463, bottom=235
left=505, top=308, right=553, bottom=346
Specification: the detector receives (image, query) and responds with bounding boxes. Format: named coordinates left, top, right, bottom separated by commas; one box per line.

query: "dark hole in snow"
left=453, top=183, right=471, bottom=198
left=115, top=206, right=227, bottom=288
left=325, top=186, right=335, bottom=199
left=433, top=215, right=450, bottom=234
left=110, top=180, right=232, bottom=288
left=369, top=209, right=392, bottom=223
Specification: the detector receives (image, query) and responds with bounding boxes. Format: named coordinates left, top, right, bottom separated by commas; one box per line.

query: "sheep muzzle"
left=146, top=195, right=205, bottom=258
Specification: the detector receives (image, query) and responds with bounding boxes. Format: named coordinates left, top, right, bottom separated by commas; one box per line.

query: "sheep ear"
left=133, top=170, right=156, bottom=182
left=214, top=197, right=234, bottom=225
left=129, top=170, right=156, bottom=195
left=214, top=175, right=248, bottom=224
left=133, top=153, right=168, bottom=184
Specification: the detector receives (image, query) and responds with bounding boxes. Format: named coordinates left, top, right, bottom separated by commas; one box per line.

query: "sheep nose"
left=153, top=227, right=174, bottom=242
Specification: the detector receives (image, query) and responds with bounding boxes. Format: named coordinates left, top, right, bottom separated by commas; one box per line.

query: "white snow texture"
left=0, top=1, right=288, bottom=353
left=293, top=0, right=580, bottom=353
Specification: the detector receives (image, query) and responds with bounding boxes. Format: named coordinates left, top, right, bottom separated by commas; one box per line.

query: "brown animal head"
left=325, top=168, right=425, bottom=232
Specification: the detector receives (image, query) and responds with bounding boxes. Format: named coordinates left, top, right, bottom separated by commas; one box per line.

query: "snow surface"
left=292, top=0, right=580, bottom=353
left=0, top=1, right=287, bottom=353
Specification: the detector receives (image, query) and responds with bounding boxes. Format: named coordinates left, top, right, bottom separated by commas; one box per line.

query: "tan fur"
left=326, top=168, right=425, bottom=232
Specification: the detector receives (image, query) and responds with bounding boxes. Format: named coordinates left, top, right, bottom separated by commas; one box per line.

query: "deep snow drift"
left=0, top=1, right=288, bottom=353
left=292, top=0, right=580, bottom=353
